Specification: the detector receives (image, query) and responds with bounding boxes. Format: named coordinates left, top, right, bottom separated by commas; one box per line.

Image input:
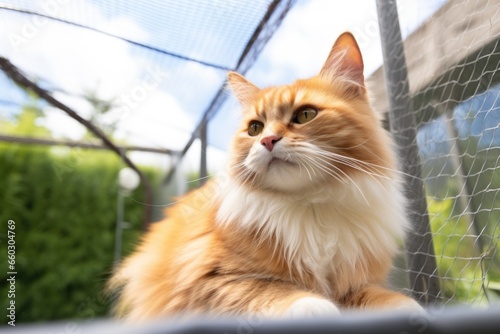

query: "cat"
left=108, top=32, right=423, bottom=322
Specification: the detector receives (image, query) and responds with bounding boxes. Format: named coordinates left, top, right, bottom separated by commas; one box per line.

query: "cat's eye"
left=248, top=120, right=264, bottom=136
left=293, top=107, right=318, bottom=124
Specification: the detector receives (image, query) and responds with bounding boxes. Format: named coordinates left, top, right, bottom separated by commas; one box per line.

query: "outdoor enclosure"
left=373, top=0, right=500, bottom=307
left=0, top=0, right=499, bottom=332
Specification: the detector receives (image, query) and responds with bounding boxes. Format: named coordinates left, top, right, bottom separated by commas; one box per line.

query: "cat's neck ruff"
left=215, top=173, right=408, bottom=289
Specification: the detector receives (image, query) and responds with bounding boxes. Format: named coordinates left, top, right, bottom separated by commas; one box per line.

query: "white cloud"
left=247, top=0, right=445, bottom=86
left=246, top=1, right=381, bottom=87
left=115, top=91, right=193, bottom=150
left=2, top=27, right=143, bottom=99
left=98, top=16, right=150, bottom=42
left=40, top=107, right=87, bottom=140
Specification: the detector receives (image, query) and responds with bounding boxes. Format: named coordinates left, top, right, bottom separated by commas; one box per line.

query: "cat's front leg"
left=340, top=284, right=424, bottom=312
left=210, top=279, right=340, bottom=318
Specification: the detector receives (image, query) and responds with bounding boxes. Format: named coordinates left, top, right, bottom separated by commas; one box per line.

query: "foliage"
left=0, top=142, right=159, bottom=324
left=0, top=97, right=49, bottom=138
left=428, top=197, right=500, bottom=306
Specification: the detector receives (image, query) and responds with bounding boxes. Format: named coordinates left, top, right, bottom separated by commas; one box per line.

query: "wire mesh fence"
left=375, top=0, right=500, bottom=307
left=0, top=0, right=499, bottom=324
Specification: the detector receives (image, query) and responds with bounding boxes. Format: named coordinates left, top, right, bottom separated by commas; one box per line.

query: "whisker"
left=301, top=155, right=345, bottom=184
left=300, top=157, right=320, bottom=181
left=303, top=155, right=369, bottom=205
left=317, top=156, right=399, bottom=190
left=298, top=160, right=313, bottom=181
left=316, top=148, right=418, bottom=180
left=309, top=150, right=390, bottom=192
left=298, top=148, right=374, bottom=203
left=314, top=152, right=387, bottom=180
left=301, top=141, right=413, bottom=180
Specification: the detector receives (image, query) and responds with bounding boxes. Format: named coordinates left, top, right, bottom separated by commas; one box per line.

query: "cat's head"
left=227, top=32, right=394, bottom=193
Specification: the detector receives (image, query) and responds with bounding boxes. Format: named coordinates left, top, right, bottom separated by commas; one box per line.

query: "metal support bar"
left=0, top=56, right=153, bottom=229
left=162, top=0, right=296, bottom=186
left=0, top=134, right=177, bottom=155
left=114, top=189, right=125, bottom=266
left=0, top=5, right=231, bottom=71
left=5, top=306, right=500, bottom=334
left=376, top=0, right=441, bottom=304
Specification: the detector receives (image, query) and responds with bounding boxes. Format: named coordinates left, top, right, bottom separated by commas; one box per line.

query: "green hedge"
left=0, top=143, right=158, bottom=324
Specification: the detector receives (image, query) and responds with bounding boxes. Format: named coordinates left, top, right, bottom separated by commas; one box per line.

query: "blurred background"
left=0, top=0, right=499, bottom=324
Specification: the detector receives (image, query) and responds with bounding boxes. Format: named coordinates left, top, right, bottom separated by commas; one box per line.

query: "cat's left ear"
left=320, top=32, right=365, bottom=93
left=227, top=71, right=261, bottom=106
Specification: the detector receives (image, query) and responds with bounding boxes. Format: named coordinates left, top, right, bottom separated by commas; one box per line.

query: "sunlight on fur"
left=108, top=32, right=423, bottom=322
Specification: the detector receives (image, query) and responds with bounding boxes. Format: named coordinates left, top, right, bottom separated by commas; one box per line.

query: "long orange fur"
left=109, top=32, right=422, bottom=322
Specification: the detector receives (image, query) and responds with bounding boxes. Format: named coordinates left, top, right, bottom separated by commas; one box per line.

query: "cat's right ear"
left=320, top=32, right=365, bottom=94
left=227, top=72, right=260, bottom=106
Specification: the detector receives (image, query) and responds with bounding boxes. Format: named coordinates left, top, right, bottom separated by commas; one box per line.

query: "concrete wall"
left=368, top=0, right=500, bottom=118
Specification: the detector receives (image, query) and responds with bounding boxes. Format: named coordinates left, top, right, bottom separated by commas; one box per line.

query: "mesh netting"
left=1, top=0, right=499, bottom=310
left=0, top=0, right=285, bottom=151
left=379, top=0, right=500, bottom=306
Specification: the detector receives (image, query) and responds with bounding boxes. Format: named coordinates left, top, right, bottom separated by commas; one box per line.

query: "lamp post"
left=114, top=167, right=140, bottom=266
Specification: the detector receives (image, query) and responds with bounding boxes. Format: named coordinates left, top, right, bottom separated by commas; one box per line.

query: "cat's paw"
left=284, top=297, right=340, bottom=318
left=395, top=299, right=426, bottom=314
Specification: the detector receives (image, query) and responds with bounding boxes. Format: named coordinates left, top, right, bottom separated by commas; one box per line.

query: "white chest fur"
left=215, top=175, right=409, bottom=293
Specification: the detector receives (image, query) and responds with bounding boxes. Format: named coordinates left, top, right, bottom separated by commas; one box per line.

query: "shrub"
left=0, top=143, right=158, bottom=323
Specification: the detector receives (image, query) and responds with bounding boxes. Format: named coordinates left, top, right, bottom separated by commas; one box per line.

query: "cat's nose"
left=260, top=135, right=282, bottom=151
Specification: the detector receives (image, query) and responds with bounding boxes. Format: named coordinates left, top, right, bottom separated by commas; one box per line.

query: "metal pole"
left=114, top=189, right=124, bottom=266
left=376, top=0, right=441, bottom=304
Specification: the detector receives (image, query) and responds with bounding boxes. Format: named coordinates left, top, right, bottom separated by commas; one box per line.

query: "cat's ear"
left=227, top=71, right=260, bottom=105
left=320, top=32, right=365, bottom=92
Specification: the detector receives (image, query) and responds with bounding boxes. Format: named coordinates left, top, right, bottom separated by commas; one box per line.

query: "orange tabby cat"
left=109, top=32, right=422, bottom=321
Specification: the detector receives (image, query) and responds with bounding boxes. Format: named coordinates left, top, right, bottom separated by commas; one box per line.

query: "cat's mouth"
left=268, top=157, right=296, bottom=168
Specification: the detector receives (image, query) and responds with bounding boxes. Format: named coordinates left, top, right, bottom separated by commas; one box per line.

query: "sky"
left=0, top=0, right=446, bottom=174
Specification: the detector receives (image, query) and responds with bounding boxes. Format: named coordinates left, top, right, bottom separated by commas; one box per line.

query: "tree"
left=0, top=92, right=50, bottom=137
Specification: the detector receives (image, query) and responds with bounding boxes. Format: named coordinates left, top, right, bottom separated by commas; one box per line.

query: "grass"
left=427, top=197, right=497, bottom=306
